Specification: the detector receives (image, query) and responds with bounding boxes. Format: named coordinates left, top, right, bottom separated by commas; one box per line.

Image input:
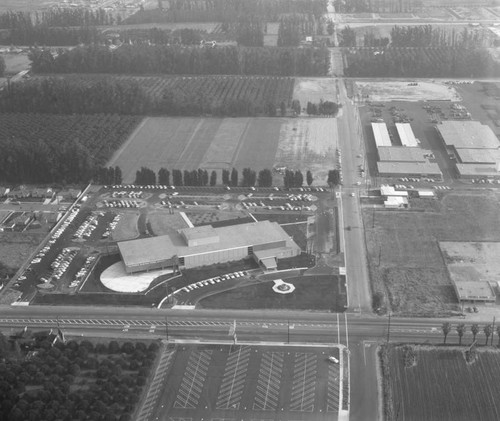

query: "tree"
left=471, top=323, right=479, bottom=343
left=172, top=169, right=182, bottom=186
left=442, top=322, right=451, bottom=344
left=257, top=169, right=272, bottom=187
left=114, top=166, right=122, bottom=184
left=306, top=170, right=313, bottom=186
left=280, top=101, right=286, bottom=116
left=456, top=323, right=466, bottom=345
left=0, top=56, right=5, bottom=77
left=327, top=169, right=340, bottom=188
left=230, top=168, right=238, bottom=187
left=294, top=170, right=303, bottom=187
left=497, top=325, right=500, bottom=346
left=339, top=26, right=356, bottom=47
left=484, top=324, right=492, bottom=345
left=291, top=99, right=301, bottom=115
left=222, top=169, right=230, bottom=186
left=236, top=15, right=264, bottom=47
left=158, top=168, right=170, bottom=185
left=210, top=170, right=217, bottom=186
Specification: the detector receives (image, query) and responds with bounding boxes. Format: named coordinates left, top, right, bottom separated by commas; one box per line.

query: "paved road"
left=336, top=79, right=372, bottom=315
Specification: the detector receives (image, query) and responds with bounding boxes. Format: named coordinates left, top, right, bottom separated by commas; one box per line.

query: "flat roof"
left=456, top=163, right=500, bottom=177
left=453, top=280, right=495, bottom=300
left=371, top=123, right=392, bottom=147
left=377, top=146, right=427, bottom=162
left=118, top=220, right=295, bottom=268
left=380, top=185, right=409, bottom=196
left=437, top=121, right=500, bottom=149
left=456, top=148, right=500, bottom=164
left=377, top=161, right=442, bottom=176
left=396, top=123, right=418, bottom=147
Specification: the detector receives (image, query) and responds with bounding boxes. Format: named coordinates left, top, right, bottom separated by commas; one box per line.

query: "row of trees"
left=95, top=167, right=123, bottom=186
left=0, top=77, right=292, bottom=117
left=0, top=9, right=113, bottom=29
left=29, top=44, right=330, bottom=77
left=109, top=166, right=321, bottom=188
left=441, top=322, right=500, bottom=346
left=391, top=25, right=491, bottom=49
left=124, top=0, right=326, bottom=24
left=0, top=56, right=4, bottom=77
left=344, top=48, right=500, bottom=78
left=306, top=100, right=340, bottom=116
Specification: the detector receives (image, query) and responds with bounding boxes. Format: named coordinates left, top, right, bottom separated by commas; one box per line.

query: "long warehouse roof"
left=371, top=123, right=392, bottom=147
left=377, top=146, right=427, bottom=162
left=377, top=161, right=442, bottom=176
left=396, top=123, right=418, bottom=147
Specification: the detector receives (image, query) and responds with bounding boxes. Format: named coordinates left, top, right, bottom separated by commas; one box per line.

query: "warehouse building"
left=437, top=121, right=500, bottom=150
left=395, top=123, right=419, bottom=147
left=452, top=280, right=496, bottom=304
left=377, top=146, right=428, bottom=163
left=118, top=220, right=301, bottom=274
left=456, top=163, right=500, bottom=180
left=371, top=123, right=392, bottom=147
left=455, top=148, right=500, bottom=165
left=377, top=162, right=442, bottom=179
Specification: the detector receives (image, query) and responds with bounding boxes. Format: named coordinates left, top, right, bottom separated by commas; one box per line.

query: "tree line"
left=0, top=56, right=4, bottom=77
left=440, top=322, right=500, bottom=347
left=103, top=165, right=325, bottom=188
left=28, top=44, right=330, bottom=77
left=125, top=0, right=326, bottom=24
left=0, top=8, right=114, bottom=29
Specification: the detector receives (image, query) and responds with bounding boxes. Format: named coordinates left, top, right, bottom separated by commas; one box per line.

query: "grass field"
left=198, top=275, right=346, bottom=311
left=364, top=191, right=500, bottom=315
left=381, top=345, right=500, bottom=421
left=108, top=117, right=336, bottom=186
left=111, top=212, right=140, bottom=241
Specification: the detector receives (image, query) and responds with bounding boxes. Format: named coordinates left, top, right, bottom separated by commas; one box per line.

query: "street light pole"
left=165, top=316, right=169, bottom=340
left=287, top=320, right=290, bottom=344
left=386, top=312, right=391, bottom=344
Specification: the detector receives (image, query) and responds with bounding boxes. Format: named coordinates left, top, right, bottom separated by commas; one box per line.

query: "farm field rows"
left=383, top=345, right=500, bottom=421
left=109, top=117, right=337, bottom=185
left=363, top=192, right=500, bottom=316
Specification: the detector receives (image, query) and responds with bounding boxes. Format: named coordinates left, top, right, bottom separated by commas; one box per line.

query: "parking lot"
left=149, top=344, right=342, bottom=421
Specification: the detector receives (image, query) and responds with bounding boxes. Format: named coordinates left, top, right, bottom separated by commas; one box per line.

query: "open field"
left=1, top=53, right=31, bottom=74
left=109, top=117, right=336, bottom=186
left=356, top=80, right=461, bottom=102
left=149, top=343, right=342, bottom=420
left=363, top=191, right=500, bottom=315
left=111, top=212, right=140, bottom=241
left=0, top=0, right=59, bottom=12
left=382, top=345, right=500, bottom=421
left=0, top=232, right=46, bottom=270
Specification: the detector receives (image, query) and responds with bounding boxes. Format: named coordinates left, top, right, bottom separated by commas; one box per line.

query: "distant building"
left=395, top=123, right=419, bottom=147
left=377, top=162, right=442, bottom=179
left=377, top=146, right=428, bottom=163
left=371, top=123, right=392, bottom=147
left=437, top=121, right=500, bottom=150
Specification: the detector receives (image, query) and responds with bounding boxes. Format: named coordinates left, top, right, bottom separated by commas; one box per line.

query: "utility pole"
left=165, top=316, right=169, bottom=340
left=386, top=312, right=391, bottom=344
left=491, top=317, right=495, bottom=346
left=287, top=320, right=290, bottom=344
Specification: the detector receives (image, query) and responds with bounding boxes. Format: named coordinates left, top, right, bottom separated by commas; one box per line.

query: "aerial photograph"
left=0, top=0, right=500, bottom=419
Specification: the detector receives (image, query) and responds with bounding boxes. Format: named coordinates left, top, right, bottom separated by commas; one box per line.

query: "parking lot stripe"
left=174, top=350, right=212, bottom=409
left=216, top=346, right=251, bottom=410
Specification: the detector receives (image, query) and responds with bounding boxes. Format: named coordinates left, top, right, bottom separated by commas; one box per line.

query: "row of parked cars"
left=73, top=213, right=102, bottom=240
left=181, top=271, right=247, bottom=292
left=103, top=200, right=140, bottom=208
left=102, top=214, right=121, bottom=239
left=106, top=184, right=176, bottom=190
left=50, top=248, right=78, bottom=281
left=111, top=191, right=143, bottom=198
left=70, top=255, right=97, bottom=288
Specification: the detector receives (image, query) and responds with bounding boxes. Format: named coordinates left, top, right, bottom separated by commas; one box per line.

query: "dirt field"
left=363, top=191, right=500, bottom=315
left=109, top=117, right=336, bottom=186
left=0, top=0, right=57, bottom=12
left=439, top=241, right=500, bottom=284
left=382, top=345, right=500, bottom=421
left=293, top=78, right=338, bottom=106
left=356, top=81, right=461, bottom=102
left=276, top=118, right=338, bottom=184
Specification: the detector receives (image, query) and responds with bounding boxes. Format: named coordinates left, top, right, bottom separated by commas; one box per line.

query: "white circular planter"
left=272, top=279, right=295, bottom=294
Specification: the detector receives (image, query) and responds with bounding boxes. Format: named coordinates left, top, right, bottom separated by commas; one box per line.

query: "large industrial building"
left=436, top=121, right=500, bottom=179
left=118, top=220, right=301, bottom=273
left=372, top=122, right=442, bottom=179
